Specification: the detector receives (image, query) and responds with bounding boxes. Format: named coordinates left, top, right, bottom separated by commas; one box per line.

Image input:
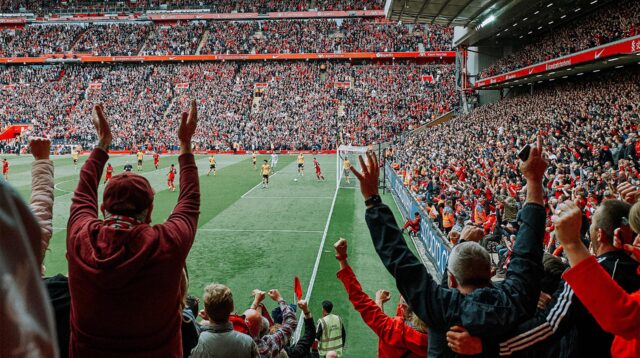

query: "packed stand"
left=0, top=61, right=456, bottom=151
left=0, top=0, right=384, bottom=14
left=72, top=23, right=151, bottom=56
left=142, top=21, right=206, bottom=56
left=480, top=0, right=640, bottom=78
left=393, top=67, right=640, bottom=263
left=1, top=19, right=453, bottom=57
left=0, top=24, right=87, bottom=57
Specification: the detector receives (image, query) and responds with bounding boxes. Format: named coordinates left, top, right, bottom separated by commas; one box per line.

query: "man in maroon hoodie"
left=66, top=101, right=200, bottom=357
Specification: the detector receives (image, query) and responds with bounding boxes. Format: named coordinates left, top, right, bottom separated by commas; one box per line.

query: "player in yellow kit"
left=136, top=150, right=144, bottom=171
left=252, top=152, right=257, bottom=169
left=207, top=155, right=217, bottom=176
left=261, top=160, right=271, bottom=189
left=297, top=153, right=305, bottom=176
left=343, top=157, right=351, bottom=184
left=72, top=149, right=80, bottom=170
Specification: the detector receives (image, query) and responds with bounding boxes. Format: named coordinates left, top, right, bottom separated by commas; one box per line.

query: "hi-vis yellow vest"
left=318, top=314, right=344, bottom=357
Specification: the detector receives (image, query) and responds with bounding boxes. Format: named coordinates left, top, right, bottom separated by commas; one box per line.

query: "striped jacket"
left=497, top=250, right=640, bottom=357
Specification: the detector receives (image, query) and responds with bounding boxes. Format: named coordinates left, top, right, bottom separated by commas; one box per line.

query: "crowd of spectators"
left=142, top=21, right=206, bottom=56
left=0, top=18, right=454, bottom=57
left=0, top=24, right=86, bottom=58
left=392, top=67, right=640, bottom=267
left=480, top=0, right=640, bottom=78
left=0, top=60, right=457, bottom=151
left=72, top=23, right=151, bottom=56
left=0, top=0, right=383, bottom=15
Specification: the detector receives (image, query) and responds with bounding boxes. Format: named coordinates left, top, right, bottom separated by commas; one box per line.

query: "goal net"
left=337, top=145, right=369, bottom=189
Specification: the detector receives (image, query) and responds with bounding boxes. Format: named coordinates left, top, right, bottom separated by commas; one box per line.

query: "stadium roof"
left=384, top=0, right=511, bottom=27
left=385, top=0, right=617, bottom=46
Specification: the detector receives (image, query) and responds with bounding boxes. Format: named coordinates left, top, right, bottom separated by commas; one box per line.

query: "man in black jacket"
left=452, top=199, right=640, bottom=357
left=350, top=136, right=548, bottom=357
left=284, top=300, right=316, bottom=358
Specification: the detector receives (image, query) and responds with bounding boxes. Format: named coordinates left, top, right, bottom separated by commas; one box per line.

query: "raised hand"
left=375, top=289, right=391, bottom=304
left=551, top=200, right=582, bottom=249
left=297, top=300, right=310, bottom=315
left=267, top=289, right=283, bottom=302
left=92, top=104, right=112, bottom=151
left=178, top=99, right=198, bottom=149
left=29, top=137, right=51, bottom=160
left=252, top=289, right=266, bottom=304
left=334, top=238, right=348, bottom=261
left=617, top=182, right=640, bottom=204
left=350, top=151, right=380, bottom=201
left=520, top=135, right=548, bottom=184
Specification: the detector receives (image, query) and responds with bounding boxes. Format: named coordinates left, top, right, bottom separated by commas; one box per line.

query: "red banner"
left=2, top=85, right=16, bottom=90
left=475, top=36, right=640, bottom=88
left=0, top=51, right=456, bottom=64
left=334, top=82, right=351, bottom=88
left=421, top=75, right=434, bottom=83
left=88, top=82, right=102, bottom=89
left=0, top=18, right=26, bottom=24
left=175, top=83, right=189, bottom=89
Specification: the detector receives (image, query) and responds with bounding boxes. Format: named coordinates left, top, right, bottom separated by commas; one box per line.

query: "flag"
left=294, top=276, right=303, bottom=301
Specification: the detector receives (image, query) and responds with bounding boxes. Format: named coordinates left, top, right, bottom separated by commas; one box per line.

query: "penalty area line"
left=54, top=179, right=76, bottom=193
left=241, top=172, right=279, bottom=198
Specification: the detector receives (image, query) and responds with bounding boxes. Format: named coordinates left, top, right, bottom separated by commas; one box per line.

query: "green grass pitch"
left=4, top=152, right=417, bottom=356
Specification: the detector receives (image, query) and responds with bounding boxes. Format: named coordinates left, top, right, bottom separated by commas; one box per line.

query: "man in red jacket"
left=334, top=238, right=428, bottom=357
left=66, top=101, right=200, bottom=357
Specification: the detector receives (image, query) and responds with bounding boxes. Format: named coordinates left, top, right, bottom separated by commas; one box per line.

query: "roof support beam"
left=430, top=0, right=454, bottom=24
left=464, top=0, right=502, bottom=27
left=413, top=0, right=431, bottom=23
left=398, top=0, right=408, bottom=21
left=445, top=0, right=474, bottom=26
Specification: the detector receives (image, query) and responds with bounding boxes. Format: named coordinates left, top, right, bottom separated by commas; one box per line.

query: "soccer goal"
left=336, top=145, right=369, bottom=189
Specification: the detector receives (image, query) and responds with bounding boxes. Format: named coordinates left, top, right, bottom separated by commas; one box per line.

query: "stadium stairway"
left=413, top=111, right=455, bottom=133
left=195, top=30, right=210, bottom=55
left=138, top=31, right=155, bottom=55
left=69, top=26, right=91, bottom=52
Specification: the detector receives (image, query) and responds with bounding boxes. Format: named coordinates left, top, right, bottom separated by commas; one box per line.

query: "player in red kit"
left=313, top=157, right=325, bottom=181
left=153, top=152, right=160, bottom=170
left=104, top=163, right=113, bottom=184
left=167, top=164, right=177, bottom=191
left=2, top=158, right=8, bottom=181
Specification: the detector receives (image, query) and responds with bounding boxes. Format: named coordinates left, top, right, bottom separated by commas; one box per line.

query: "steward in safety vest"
left=316, top=300, right=345, bottom=357
left=442, top=203, right=455, bottom=233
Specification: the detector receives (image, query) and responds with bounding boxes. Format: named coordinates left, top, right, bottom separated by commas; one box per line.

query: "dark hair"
left=593, top=199, right=631, bottom=241
left=414, top=212, right=420, bottom=216
left=540, top=253, right=568, bottom=294
left=322, top=300, right=333, bottom=313
left=185, top=295, right=199, bottom=318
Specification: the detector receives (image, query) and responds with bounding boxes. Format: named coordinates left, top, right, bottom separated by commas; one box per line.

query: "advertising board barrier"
left=385, top=164, right=450, bottom=280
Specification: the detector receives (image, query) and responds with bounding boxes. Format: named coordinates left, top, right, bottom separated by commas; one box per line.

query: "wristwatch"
left=364, top=194, right=382, bottom=207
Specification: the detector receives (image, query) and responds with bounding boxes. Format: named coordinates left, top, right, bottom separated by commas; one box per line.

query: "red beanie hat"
left=103, top=172, right=154, bottom=216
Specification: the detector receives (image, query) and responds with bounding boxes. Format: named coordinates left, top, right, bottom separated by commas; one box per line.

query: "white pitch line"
left=241, top=196, right=332, bottom=199
left=198, top=228, right=323, bottom=233
left=241, top=172, right=279, bottom=198
left=54, top=179, right=76, bottom=193
left=294, top=183, right=339, bottom=341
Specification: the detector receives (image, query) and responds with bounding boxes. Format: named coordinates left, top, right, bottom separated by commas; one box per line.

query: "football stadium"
left=1, top=0, right=639, bottom=357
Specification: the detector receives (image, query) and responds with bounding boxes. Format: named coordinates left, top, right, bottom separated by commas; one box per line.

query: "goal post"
left=336, top=145, right=369, bottom=190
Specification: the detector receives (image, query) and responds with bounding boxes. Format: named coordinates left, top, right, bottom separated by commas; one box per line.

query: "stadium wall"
left=385, top=163, right=450, bottom=281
